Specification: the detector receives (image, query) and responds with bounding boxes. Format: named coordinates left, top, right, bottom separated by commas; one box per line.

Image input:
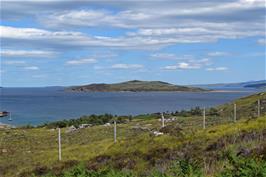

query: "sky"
left=0, top=0, right=265, bottom=87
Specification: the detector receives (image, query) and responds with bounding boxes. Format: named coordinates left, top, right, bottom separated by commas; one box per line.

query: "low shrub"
left=218, top=151, right=266, bottom=177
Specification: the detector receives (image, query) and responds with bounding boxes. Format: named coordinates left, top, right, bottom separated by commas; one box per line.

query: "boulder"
left=66, top=125, right=76, bottom=133
left=79, top=124, right=92, bottom=129
left=153, top=131, right=164, bottom=136
left=103, top=123, right=111, bottom=127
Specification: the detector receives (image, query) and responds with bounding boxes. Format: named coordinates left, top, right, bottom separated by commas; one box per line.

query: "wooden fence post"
left=234, top=104, right=237, bottom=122
left=161, top=113, right=165, bottom=128
left=114, top=121, right=117, bottom=143
left=258, top=99, right=261, bottom=117
left=203, top=107, right=206, bottom=129
left=58, top=128, right=62, bottom=161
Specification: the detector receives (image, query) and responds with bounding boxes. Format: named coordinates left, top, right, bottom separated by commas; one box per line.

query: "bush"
left=190, top=107, right=202, bottom=116
left=18, top=124, right=35, bottom=129
left=208, top=108, right=220, bottom=116
left=218, top=151, right=266, bottom=177
left=42, top=114, right=118, bottom=128
left=168, top=160, right=203, bottom=177
left=48, top=164, right=134, bottom=177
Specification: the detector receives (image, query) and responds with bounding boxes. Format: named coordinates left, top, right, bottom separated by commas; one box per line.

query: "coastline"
left=208, top=90, right=255, bottom=93
left=209, top=90, right=255, bottom=93
left=65, top=89, right=253, bottom=93
left=65, top=89, right=208, bottom=93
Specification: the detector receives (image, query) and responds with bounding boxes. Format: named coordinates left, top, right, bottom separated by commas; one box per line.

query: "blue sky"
left=0, top=0, right=265, bottom=87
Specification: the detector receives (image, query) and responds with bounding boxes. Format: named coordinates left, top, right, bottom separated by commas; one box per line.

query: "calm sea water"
left=0, top=87, right=258, bottom=126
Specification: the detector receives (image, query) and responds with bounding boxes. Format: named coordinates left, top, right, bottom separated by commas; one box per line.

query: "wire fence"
left=57, top=99, right=266, bottom=161
left=0, top=99, right=265, bottom=166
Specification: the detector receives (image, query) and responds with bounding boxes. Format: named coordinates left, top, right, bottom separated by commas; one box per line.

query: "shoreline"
left=208, top=90, right=255, bottom=93
left=65, top=89, right=255, bottom=93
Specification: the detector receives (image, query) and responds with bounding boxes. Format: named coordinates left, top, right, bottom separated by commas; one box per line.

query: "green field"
left=0, top=92, right=266, bottom=177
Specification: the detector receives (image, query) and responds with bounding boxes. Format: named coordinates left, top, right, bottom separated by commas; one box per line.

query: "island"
left=66, top=80, right=207, bottom=92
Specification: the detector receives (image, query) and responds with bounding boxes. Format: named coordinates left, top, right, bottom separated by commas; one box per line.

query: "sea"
left=0, top=86, right=260, bottom=126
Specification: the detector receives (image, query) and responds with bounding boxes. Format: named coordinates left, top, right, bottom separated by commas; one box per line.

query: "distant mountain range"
left=67, top=80, right=207, bottom=92
left=196, top=80, right=266, bottom=90
left=243, top=82, right=266, bottom=89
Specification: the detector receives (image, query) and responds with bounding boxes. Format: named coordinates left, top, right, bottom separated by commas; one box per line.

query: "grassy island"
left=67, top=80, right=207, bottom=92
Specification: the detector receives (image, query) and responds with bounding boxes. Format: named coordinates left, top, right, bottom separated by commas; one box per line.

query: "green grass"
left=1, top=116, right=265, bottom=177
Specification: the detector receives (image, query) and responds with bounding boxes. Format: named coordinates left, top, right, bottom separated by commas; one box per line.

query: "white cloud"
left=163, top=58, right=210, bottom=70
left=257, top=38, right=266, bottom=45
left=0, top=25, right=183, bottom=49
left=111, top=64, right=144, bottom=69
left=1, top=14, right=265, bottom=50
left=1, top=26, right=85, bottom=43
left=164, top=62, right=201, bottom=70
left=0, top=0, right=265, bottom=55
left=130, top=21, right=264, bottom=42
left=3, top=60, right=26, bottom=65
left=41, top=9, right=152, bottom=29
left=66, top=58, right=97, bottom=65
left=207, top=52, right=230, bottom=57
left=163, top=65, right=179, bottom=70
left=93, top=64, right=144, bottom=70
left=151, top=53, right=195, bottom=61
left=23, top=66, right=39, bottom=70
left=206, top=67, right=228, bottom=71
left=1, top=50, right=57, bottom=58
left=132, top=28, right=209, bottom=36
left=150, top=53, right=178, bottom=60
left=38, top=0, right=265, bottom=30
left=179, top=62, right=201, bottom=69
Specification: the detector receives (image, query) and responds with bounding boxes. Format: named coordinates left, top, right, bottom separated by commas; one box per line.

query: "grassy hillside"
left=67, top=80, right=206, bottom=92
left=218, top=92, right=266, bottom=119
left=0, top=92, right=266, bottom=177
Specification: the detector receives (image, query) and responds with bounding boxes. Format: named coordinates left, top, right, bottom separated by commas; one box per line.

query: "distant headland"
left=66, top=80, right=207, bottom=92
